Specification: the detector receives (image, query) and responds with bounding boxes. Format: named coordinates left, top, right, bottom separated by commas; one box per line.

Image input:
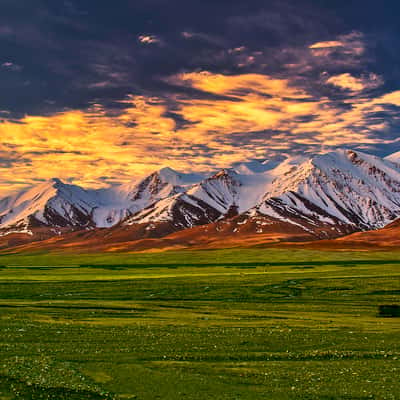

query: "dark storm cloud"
left=1, top=0, right=400, bottom=191
left=0, top=0, right=380, bottom=117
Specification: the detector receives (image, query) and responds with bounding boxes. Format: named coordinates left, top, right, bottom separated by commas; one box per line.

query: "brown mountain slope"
left=0, top=226, right=85, bottom=251
left=0, top=211, right=357, bottom=254
left=0, top=220, right=183, bottom=253
left=304, top=218, right=400, bottom=250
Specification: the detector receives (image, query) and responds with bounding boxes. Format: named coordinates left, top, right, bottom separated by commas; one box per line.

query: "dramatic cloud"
left=2, top=66, right=400, bottom=194
left=138, top=35, right=161, bottom=45
left=1, top=0, right=400, bottom=194
left=310, top=32, right=365, bottom=56
left=309, top=41, right=344, bottom=49
left=326, top=73, right=384, bottom=92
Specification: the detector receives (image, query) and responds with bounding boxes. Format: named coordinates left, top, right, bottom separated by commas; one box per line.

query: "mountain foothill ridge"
left=1, top=148, right=400, bottom=251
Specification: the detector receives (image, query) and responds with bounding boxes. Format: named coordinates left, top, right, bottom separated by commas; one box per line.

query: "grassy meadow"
left=0, top=248, right=399, bottom=399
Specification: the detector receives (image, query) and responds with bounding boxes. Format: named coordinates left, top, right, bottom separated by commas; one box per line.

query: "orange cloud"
left=138, top=35, right=161, bottom=45
left=326, top=73, right=383, bottom=92
left=309, top=41, right=343, bottom=49
left=309, top=32, right=365, bottom=58
left=166, top=72, right=313, bottom=135
left=1, top=69, right=400, bottom=195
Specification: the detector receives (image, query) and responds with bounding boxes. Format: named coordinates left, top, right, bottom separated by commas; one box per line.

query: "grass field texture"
left=0, top=248, right=399, bottom=399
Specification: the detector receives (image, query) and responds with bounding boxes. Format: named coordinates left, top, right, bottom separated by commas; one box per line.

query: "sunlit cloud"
left=138, top=34, right=161, bottom=45
left=0, top=26, right=399, bottom=196
left=2, top=65, right=400, bottom=195
left=1, top=0, right=400, bottom=202
left=0, top=74, right=299, bottom=193
left=309, top=31, right=365, bottom=58
left=309, top=41, right=343, bottom=49
left=326, top=73, right=384, bottom=92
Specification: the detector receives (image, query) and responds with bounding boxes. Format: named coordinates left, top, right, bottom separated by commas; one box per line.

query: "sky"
left=1, top=0, right=400, bottom=194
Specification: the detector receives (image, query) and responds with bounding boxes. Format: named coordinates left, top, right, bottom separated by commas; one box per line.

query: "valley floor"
left=0, top=249, right=399, bottom=399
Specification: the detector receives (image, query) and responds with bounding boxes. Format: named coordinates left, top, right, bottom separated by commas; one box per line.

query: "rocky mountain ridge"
left=1, top=149, right=400, bottom=248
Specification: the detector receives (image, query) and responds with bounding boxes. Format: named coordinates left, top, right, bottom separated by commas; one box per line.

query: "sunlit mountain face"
left=1, top=0, right=400, bottom=196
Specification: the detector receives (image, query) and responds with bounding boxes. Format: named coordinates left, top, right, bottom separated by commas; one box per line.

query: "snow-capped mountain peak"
left=256, top=148, right=400, bottom=229
left=0, top=178, right=100, bottom=233
left=3, top=149, right=400, bottom=243
left=384, top=150, right=400, bottom=164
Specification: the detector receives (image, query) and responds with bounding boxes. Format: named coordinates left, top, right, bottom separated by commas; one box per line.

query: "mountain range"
left=1, top=148, right=400, bottom=252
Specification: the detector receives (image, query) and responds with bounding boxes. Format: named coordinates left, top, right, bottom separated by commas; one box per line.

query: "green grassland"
left=0, top=248, right=399, bottom=399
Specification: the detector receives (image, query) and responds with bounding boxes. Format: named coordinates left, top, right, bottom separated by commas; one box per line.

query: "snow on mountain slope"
left=232, top=155, right=287, bottom=174
left=186, top=170, right=243, bottom=214
left=89, top=167, right=204, bottom=228
left=0, top=179, right=99, bottom=235
left=177, top=149, right=398, bottom=241
left=384, top=151, right=400, bottom=164
left=120, top=158, right=310, bottom=236
left=255, top=149, right=400, bottom=230
left=0, top=168, right=205, bottom=234
left=124, top=167, right=270, bottom=228
left=125, top=192, right=221, bottom=231
left=3, top=149, right=400, bottom=245
left=182, top=156, right=308, bottom=217
left=119, top=167, right=201, bottom=205
left=187, top=169, right=266, bottom=214
left=119, top=169, right=255, bottom=236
